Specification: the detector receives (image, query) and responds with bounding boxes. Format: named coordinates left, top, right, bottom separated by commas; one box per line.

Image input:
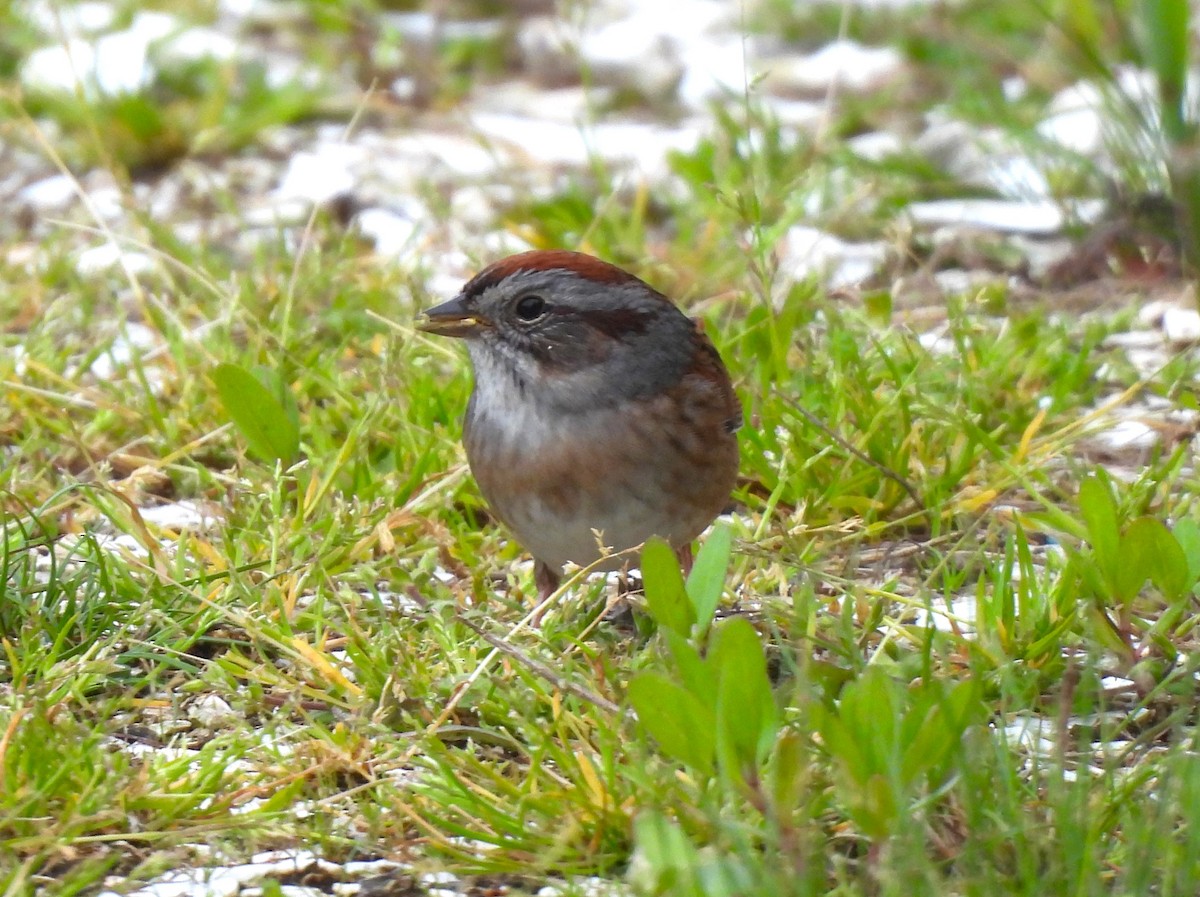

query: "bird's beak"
left=417, top=295, right=486, bottom=338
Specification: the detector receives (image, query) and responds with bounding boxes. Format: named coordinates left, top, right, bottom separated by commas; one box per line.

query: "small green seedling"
left=213, top=362, right=301, bottom=465
left=628, top=525, right=778, bottom=791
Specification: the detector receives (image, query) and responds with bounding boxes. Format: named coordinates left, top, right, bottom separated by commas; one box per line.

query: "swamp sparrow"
left=420, top=250, right=740, bottom=601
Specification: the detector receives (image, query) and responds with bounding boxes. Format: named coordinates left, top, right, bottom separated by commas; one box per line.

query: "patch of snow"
left=23, top=12, right=180, bottom=96
left=367, top=589, right=424, bottom=614
left=188, top=695, right=238, bottom=729
left=218, top=0, right=301, bottom=23
left=379, top=132, right=499, bottom=182
left=116, top=742, right=202, bottom=763
left=87, top=185, right=127, bottom=221
left=847, top=131, right=903, bottom=161
left=998, top=712, right=1057, bottom=756
left=580, top=0, right=733, bottom=102
left=763, top=40, right=904, bottom=95
left=915, top=117, right=1050, bottom=198
left=469, top=113, right=703, bottom=183
left=341, top=860, right=403, bottom=876
left=1094, top=419, right=1159, bottom=451
left=1009, top=235, right=1076, bottom=280
left=580, top=19, right=683, bottom=100
left=156, top=28, right=239, bottom=66
left=475, top=83, right=595, bottom=123
left=275, top=144, right=363, bottom=206
left=918, top=327, right=955, bottom=355
left=1002, top=76, right=1027, bottom=102
left=1101, top=675, right=1137, bottom=692
left=75, top=243, right=155, bottom=277
left=279, top=887, right=324, bottom=897
left=138, top=501, right=221, bottom=531
left=1039, top=82, right=1106, bottom=157
left=1137, top=299, right=1172, bottom=328
left=906, top=198, right=1100, bottom=235
left=933, top=269, right=1008, bottom=295
left=243, top=198, right=311, bottom=229
left=777, top=225, right=888, bottom=289
left=517, top=16, right=579, bottom=87
left=86, top=321, right=161, bottom=381
left=1162, top=306, right=1200, bottom=344
left=98, top=853, right=356, bottom=897
left=759, top=97, right=825, bottom=131
left=1039, top=68, right=1158, bottom=162
left=354, top=208, right=421, bottom=257
left=24, top=0, right=116, bottom=36
left=388, top=76, right=417, bottom=103
left=18, top=174, right=79, bottom=211
left=679, top=38, right=747, bottom=109
left=1103, top=329, right=1162, bottom=350
left=449, top=185, right=512, bottom=228
left=475, top=229, right=536, bottom=259
left=381, top=13, right=504, bottom=45
left=22, top=40, right=98, bottom=93
left=912, top=593, right=978, bottom=634
left=538, top=876, right=629, bottom=897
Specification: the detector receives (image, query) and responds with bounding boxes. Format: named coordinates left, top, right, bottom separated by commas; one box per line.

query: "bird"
left=419, top=249, right=740, bottom=602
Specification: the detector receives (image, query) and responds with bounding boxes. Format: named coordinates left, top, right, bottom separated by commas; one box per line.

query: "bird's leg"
left=534, top=560, right=561, bottom=605
left=673, top=543, right=694, bottom=578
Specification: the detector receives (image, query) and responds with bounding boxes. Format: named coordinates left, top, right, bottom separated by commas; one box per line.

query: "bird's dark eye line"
left=514, top=294, right=548, bottom=322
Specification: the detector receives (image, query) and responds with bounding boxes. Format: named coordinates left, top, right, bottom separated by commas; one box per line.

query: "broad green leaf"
left=641, top=538, right=694, bottom=637
left=685, top=522, right=733, bottom=634
left=845, top=667, right=899, bottom=776
left=1123, top=517, right=1190, bottom=602
left=857, top=772, right=898, bottom=840
left=1172, top=518, right=1200, bottom=588
left=816, top=697, right=895, bottom=838
left=711, top=618, right=777, bottom=779
left=628, top=673, right=716, bottom=775
left=1077, top=555, right=1110, bottom=603
left=1079, top=475, right=1120, bottom=595
left=1087, top=605, right=1134, bottom=659
left=1115, top=519, right=1153, bottom=605
left=663, top=630, right=717, bottom=703
left=769, top=731, right=809, bottom=813
left=901, top=679, right=983, bottom=785
left=213, top=362, right=301, bottom=464
left=944, top=676, right=988, bottom=728
left=814, top=699, right=874, bottom=799
left=629, top=813, right=701, bottom=894
left=629, top=812, right=753, bottom=897
left=812, top=703, right=868, bottom=789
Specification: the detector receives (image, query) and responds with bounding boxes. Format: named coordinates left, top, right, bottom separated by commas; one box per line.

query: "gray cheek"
left=466, top=314, right=695, bottom=414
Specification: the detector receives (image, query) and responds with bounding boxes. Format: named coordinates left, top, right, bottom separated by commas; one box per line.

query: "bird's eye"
left=514, top=294, right=548, bottom=322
